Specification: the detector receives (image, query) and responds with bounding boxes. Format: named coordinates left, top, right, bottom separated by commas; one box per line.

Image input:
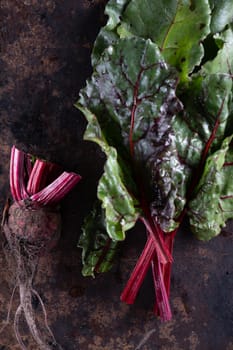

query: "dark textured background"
left=0, top=1, right=233, bottom=349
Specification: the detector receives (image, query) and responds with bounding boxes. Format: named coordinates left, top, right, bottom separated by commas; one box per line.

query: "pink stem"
left=120, top=235, right=156, bottom=304
left=151, top=254, right=172, bottom=321
left=10, top=146, right=28, bottom=201
left=150, top=230, right=176, bottom=317
left=27, top=160, right=48, bottom=195
left=27, top=160, right=62, bottom=195
left=121, top=217, right=176, bottom=318
left=140, top=217, right=173, bottom=264
left=163, top=232, right=176, bottom=297
left=30, top=172, right=81, bottom=205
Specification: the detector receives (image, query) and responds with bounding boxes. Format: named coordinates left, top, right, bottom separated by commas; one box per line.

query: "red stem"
left=27, top=160, right=48, bottom=195
left=121, top=214, right=177, bottom=318
left=151, top=254, right=172, bottom=321
left=30, top=172, right=81, bottom=205
left=163, top=230, right=176, bottom=297
left=27, top=160, right=62, bottom=195
left=10, top=146, right=28, bottom=201
left=121, top=76, right=225, bottom=320
left=153, top=230, right=176, bottom=319
left=120, top=235, right=156, bottom=304
left=140, top=217, right=172, bottom=264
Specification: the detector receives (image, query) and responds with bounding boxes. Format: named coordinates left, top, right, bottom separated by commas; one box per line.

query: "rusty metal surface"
left=0, top=1, right=233, bottom=349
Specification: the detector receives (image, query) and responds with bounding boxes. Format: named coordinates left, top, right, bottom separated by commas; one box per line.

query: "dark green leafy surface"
left=77, top=0, right=233, bottom=276
left=78, top=37, right=185, bottom=235
left=77, top=105, right=140, bottom=242
left=118, top=0, right=211, bottom=80
left=202, top=26, right=233, bottom=76
left=78, top=202, right=119, bottom=276
left=188, top=136, right=233, bottom=240
left=209, top=0, right=233, bottom=33
left=92, top=0, right=129, bottom=66
left=93, top=0, right=211, bottom=81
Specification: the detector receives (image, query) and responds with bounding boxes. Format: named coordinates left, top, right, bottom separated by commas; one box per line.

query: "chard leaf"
left=105, top=0, right=130, bottom=30
left=92, top=0, right=129, bottom=65
left=153, top=71, right=232, bottom=230
left=202, top=27, right=233, bottom=75
left=76, top=0, right=233, bottom=310
left=77, top=106, right=140, bottom=241
left=93, top=0, right=211, bottom=80
left=78, top=10, right=233, bottom=249
left=79, top=36, right=233, bottom=236
left=92, top=29, right=119, bottom=67
left=185, top=23, right=233, bottom=147
left=78, top=37, right=185, bottom=233
left=116, top=0, right=211, bottom=80
left=188, top=136, right=233, bottom=240
left=209, top=0, right=233, bottom=33
left=78, top=201, right=119, bottom=276
left=177, top=73, right=232, bottom=155
left=172, top=70, right=233, bottom=240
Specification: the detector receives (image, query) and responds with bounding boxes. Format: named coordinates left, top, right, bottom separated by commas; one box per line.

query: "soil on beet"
left=5, top=202, right=61, bottom=249
left=0, top=1, right=233, bottom=350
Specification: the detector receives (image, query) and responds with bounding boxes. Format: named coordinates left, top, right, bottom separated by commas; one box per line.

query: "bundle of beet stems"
left=1, top=146, right=81, bottom=350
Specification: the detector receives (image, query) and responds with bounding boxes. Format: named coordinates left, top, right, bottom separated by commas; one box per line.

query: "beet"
left=1, top=146, right=81, bottom=350
left=5, top=201, right=61, bottom=253
left=2, top=202, right=63, bottom=350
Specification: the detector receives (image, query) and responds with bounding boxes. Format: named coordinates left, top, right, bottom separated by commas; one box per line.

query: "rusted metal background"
left=0, top=1, right=233, bottom=349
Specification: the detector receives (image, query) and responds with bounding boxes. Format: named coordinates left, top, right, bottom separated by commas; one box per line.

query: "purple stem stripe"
left=151, top=256, right=172, bottom=322
left=220, top=194, right=233, bottom=200
left=121, top=235, right=156, bottom=304
left=27, top=160, right=48, bottom=195
left=30, top=172, right=81, bottom=205
left=26, top=160, right=61, bottom=196
left=10, top=146, right=28, bottom=201
left=140, top=217, right=172, bottom=264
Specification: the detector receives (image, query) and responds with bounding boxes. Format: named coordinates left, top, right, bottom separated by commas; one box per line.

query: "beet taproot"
left=5, top=201, right=61, bottom=253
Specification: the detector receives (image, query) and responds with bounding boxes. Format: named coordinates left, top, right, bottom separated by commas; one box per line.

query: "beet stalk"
left=1, top=146, right=81, bottom=350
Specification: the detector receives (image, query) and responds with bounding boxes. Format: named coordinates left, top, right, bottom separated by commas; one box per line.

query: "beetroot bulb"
left=1, top=146, right=81, bottom=350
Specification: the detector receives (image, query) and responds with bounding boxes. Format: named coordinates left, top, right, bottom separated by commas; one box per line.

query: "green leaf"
left=105, top=0, right=131, bottom=30
left=79, top=35, right=233, bottom=235
left=117, top=0, right=211, bottom=80
left=177, top=72, right=232, bottom=153
left=209, top=0, right=233, bottom=33
left=76, top=1, right=233, bottom=286
left=154, top=72, right=232, bottom=231
left=91, top=0, right=130, bottom=65
left=202, top=27, right=233, bottom=75
left=78, top=201, right=119, bottom=276
left=78, top=37, right=187, bottom=232
left=98, top=146, right=140, bottom=240
left=77, top=105, right=140, bottom=241
left=173, top=70, right=233, bottom=239
left=188, top=136, right=233, bottom=240
left=92, top=0, right=211, bottom=81
left=191, top=25, right=233, bottom=144
left=92, top=29, right=119, bottom=67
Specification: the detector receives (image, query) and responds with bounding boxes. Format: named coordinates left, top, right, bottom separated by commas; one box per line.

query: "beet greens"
left=76, top=0, right=233, bottom=321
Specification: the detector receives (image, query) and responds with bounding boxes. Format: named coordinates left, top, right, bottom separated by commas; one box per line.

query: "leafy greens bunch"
left=76, top=0, right=233, bottom=321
